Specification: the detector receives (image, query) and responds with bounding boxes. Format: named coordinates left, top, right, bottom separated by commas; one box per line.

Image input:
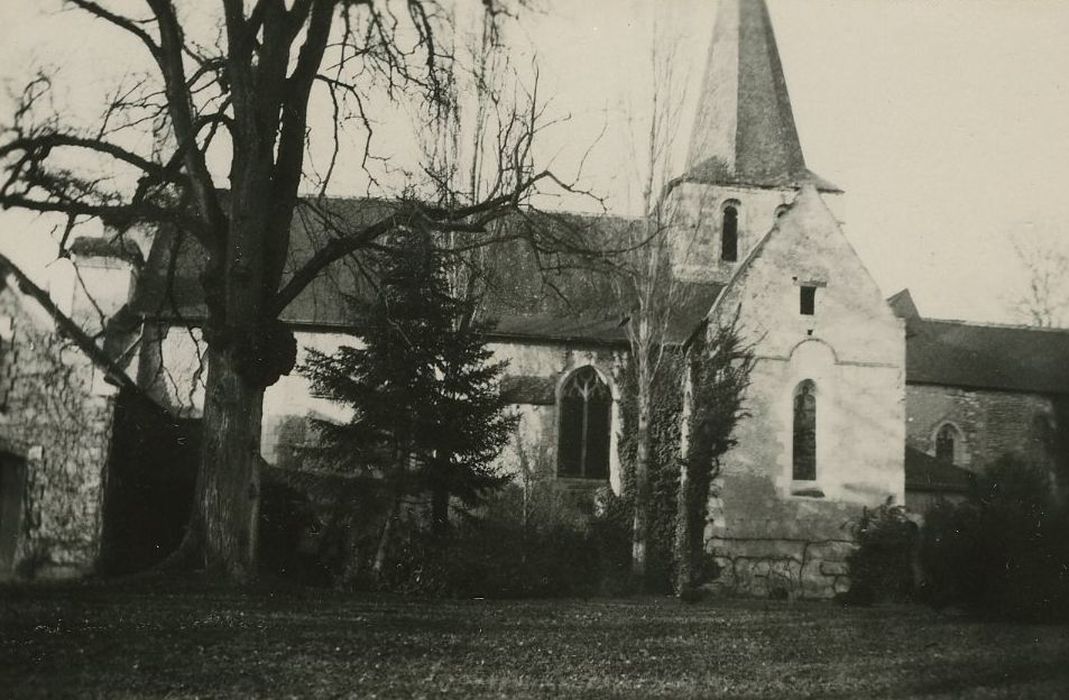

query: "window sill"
left=790, top=483, right=825, bottom=498
left=556, top=475, right=609, bottom=484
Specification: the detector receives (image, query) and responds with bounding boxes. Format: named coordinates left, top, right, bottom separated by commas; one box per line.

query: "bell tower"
left=669, top=0, right=841, bottom=284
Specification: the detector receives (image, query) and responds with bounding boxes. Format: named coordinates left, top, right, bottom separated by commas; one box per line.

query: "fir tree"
left=302, top=232, right=516, bottom=556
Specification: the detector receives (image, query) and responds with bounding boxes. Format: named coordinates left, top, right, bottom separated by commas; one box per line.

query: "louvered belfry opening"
left=557, top=366, right=612, bottom=479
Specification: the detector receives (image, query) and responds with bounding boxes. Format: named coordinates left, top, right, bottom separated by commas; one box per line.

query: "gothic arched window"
left=558, top=366, right=611, bottom=479
left=721, top=203, right=739, bottom=262
left=935, top=423, right=962, bottom=464
left=792, top=380, right=817, bottom=481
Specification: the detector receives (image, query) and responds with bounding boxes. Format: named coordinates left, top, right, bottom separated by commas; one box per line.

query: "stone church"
left=1, top=0, right=1065, bottom=594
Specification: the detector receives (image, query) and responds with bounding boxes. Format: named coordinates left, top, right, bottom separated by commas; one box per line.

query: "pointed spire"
left=686, top=0, right=838, bottom=191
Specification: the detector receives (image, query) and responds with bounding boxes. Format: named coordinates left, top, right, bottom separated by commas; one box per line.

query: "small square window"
left=800, top=286, right=816, bottom=315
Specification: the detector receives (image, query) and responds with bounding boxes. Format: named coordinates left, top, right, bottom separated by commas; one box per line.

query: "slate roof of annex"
left=904, top=316, right=1069, bottom=396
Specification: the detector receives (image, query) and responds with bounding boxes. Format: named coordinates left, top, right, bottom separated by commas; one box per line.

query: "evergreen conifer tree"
left=302, top=232, right=516, bottom=550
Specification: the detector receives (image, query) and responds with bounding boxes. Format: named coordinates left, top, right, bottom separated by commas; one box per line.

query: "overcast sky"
left=1, top=0, right=1067, bottom=324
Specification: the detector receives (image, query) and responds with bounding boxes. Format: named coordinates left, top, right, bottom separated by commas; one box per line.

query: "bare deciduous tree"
left=1009, top=230, right=1069, bottom=328
left=0, top=0, right=588, bottom=580
left=609, top=26, right=704, bottom=586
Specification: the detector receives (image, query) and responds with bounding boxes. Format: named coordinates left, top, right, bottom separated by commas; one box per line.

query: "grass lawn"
left=2, top=578, right=1068, bottom=698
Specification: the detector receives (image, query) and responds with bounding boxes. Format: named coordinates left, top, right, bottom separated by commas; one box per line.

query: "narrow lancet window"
left=722, top=205, right=739, bottom=262
left=792, top=380, right=817, bottom=481
left=558, top=366, right=611, bottom=479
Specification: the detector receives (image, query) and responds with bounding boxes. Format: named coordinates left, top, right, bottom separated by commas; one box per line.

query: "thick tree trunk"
left=194, top=344, right=265, bottom=581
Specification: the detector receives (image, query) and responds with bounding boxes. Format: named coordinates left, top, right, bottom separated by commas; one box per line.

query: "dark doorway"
left=0, top=453, right=26, bottom=575
left=98, top=390, right=200, bottom=575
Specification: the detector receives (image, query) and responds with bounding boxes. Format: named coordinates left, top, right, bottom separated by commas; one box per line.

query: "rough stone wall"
left=703, top=189, right=905, bottom=598
left=0, top=287, right=116, bottom=578
left=905, top=383, right=1056, bottom=472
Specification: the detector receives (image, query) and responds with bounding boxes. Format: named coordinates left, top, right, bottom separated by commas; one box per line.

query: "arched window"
left=792, top=380, right=817, bottom=481
left=934, top=423, right=962, bottom=464
left=558, top=366, right=611, bottom=479
left=721, top=203, right=739, bottom=262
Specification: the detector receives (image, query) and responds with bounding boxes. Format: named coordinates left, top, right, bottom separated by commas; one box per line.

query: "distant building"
left=2, top=0, right=1065, bottom=594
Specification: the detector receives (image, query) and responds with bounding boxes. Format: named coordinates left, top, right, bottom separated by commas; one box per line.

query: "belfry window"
left=558, top=366, right=611, bottom=479
left=721, top=204, right=739, bottom=262
left=792, top=380, right=817, bottom=481
left=935, top=423, right=962, bottom=464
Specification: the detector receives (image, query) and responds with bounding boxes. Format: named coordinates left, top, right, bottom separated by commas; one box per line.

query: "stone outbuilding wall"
left=0, top=281, right=117, bottom=579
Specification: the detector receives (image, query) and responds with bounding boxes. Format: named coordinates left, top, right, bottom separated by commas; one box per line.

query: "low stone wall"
left=707, top=536, right=854, bottom=599
left=703, top=473, right=867, bottom=599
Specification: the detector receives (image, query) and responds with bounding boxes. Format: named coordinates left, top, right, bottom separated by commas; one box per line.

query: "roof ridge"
left=919, top=316, right=1069, bottom=334
left=291, top=190, right=648, bottom=224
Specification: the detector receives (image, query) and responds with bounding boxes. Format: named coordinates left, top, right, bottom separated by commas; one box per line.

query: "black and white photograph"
left=1, top=0, right=1067, bottom=696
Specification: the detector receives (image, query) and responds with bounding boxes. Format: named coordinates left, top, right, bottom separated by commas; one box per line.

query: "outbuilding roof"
left=905, top=446, right=974, bottom=493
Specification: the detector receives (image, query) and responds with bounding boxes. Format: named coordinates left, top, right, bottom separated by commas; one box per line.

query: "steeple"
left=686, top=0, right=838, bottom=191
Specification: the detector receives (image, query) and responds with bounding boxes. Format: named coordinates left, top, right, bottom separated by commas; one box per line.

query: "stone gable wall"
left=701, top=191, right=905, bottom=598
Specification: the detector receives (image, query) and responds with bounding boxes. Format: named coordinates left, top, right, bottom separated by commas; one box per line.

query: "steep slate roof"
left=891, top=288, right=1069, bottom=395
left=131, top=197, right=722, bottom=346
left=905, top=446, right=974, bottom=493
left=685, top=0, right=839, bottom=192
left=903, top=316, right=1069, bottom=395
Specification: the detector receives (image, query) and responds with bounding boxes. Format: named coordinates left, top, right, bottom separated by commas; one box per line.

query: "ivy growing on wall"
left=617, top=352, right=685, bottom=593
left=676, top=315, right=756, bottom=596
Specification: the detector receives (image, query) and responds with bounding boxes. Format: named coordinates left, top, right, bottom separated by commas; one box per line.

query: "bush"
left=843, top=498, right=918, bottom=604
left=379, top=483, right=633, bottom=598
left=258, top=469, right=394, bottom=587
left=919, top=455, right=1069, bottom=622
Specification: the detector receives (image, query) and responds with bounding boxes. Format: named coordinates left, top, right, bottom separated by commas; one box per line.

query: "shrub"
left=919, top=455, right=1069, bottom=622
left=843, top=498, right=918, bottom=604
left=379, top=482, right=633, bottom=598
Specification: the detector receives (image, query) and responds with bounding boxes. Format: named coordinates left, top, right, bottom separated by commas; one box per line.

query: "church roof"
left=685, top=0, right=839, bottom=192
left=130, top=197, right=722, bottom=347
left=904, top=316, right=1069, bottom=395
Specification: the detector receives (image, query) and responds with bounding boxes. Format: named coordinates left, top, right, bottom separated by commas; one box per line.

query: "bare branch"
left=0, top=251, right=139, bottom=393
left=67, top=0, right=161, bottom=58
